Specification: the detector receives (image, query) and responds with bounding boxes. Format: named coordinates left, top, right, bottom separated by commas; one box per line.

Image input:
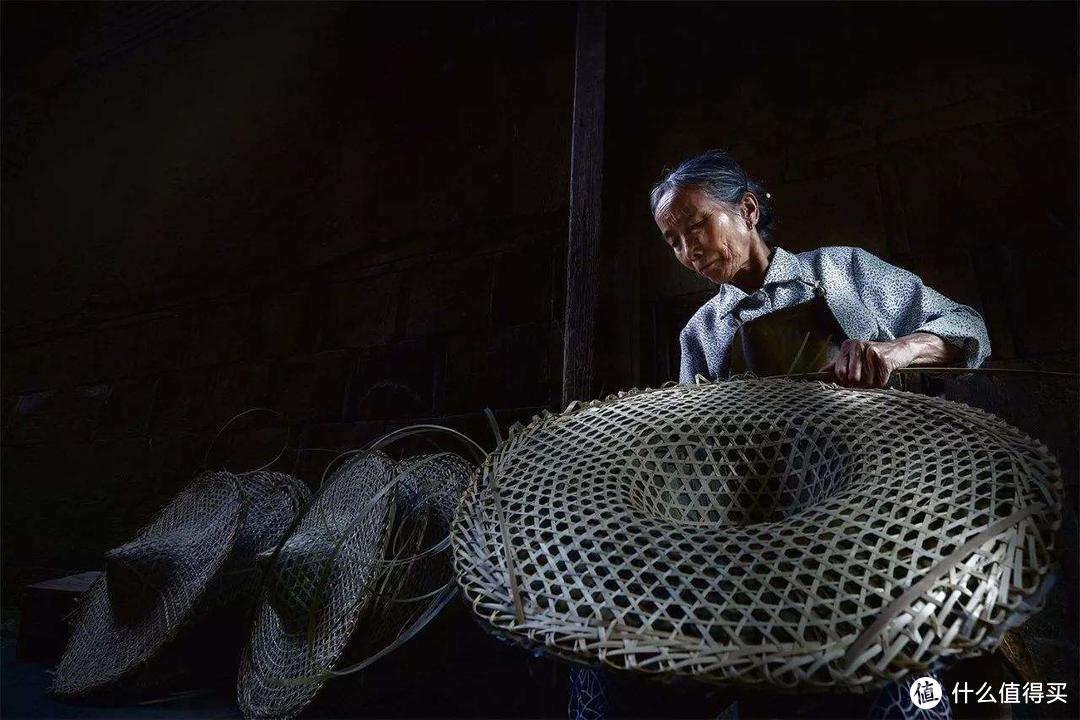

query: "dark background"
left=2, top=1, right=1077, bottom=716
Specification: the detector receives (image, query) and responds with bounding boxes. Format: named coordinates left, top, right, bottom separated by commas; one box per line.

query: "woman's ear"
left=741, top=192, right=761, bottom=230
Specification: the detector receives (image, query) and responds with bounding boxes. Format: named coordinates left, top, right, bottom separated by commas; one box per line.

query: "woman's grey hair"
left=650, top=150, right=776, bottom=240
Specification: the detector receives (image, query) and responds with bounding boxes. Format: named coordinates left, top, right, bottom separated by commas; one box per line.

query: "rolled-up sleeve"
left=850, top=249, right=991, bottom=368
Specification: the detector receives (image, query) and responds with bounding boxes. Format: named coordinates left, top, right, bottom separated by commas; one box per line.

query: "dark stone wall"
left=1, top=2, right=574, bottom=595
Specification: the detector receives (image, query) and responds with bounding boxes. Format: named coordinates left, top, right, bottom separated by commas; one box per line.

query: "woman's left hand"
left=823, top=339, right=909, bottom=388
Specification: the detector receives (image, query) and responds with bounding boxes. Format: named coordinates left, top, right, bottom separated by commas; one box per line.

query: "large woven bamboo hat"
left=453, top=378, right=1062, bottom=692
left=238, top=451, right=473, bottom=719
left=53, top=470, right=310, bottom=697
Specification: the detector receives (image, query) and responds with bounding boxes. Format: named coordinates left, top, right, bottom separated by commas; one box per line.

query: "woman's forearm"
left=892, top=332, right=961, bottom=367
left=827, top=332, right=961, bottom=388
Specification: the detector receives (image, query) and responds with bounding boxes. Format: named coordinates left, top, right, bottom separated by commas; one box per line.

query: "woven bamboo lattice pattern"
left=53, top=471, right=310, bottom=697
left=396, top=452, right=474, bottom=528
left=238, top=452, right=473, bottom=719
left=355, top=452, right=474, bottom=653
left=452, top=379, right=1062, bottom=692
left=343, top=453, right=474, bottom=679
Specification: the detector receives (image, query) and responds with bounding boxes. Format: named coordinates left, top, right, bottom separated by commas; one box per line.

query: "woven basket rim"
left=452, top=378, right=1064, bottom=692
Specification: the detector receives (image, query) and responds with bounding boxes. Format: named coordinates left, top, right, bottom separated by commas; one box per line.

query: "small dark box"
left=16, top=571, right=100, bottom=663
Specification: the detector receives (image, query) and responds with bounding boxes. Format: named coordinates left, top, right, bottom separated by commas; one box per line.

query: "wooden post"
left=562, top=2, right=606, bottom=407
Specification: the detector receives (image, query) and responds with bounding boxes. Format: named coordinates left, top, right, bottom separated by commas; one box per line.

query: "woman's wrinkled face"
left=654, top=185, right=754, bottom=285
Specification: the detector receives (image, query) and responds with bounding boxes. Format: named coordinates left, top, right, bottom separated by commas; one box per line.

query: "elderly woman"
left=636, top=149, right=987, bottom=718
left=652, top=150, right=990, bottom=386
left=570, top=150, right=985, bottom=720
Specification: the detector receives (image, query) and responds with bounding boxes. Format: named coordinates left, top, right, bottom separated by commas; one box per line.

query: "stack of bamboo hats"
left=239, top=451, right=474, bottom=718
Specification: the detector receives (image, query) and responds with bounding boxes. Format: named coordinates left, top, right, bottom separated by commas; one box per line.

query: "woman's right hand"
left=823, top=339, right=907, bottom=388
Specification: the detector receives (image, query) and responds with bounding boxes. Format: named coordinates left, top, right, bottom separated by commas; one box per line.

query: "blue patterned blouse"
left=679, top=246, right=991, bottom=383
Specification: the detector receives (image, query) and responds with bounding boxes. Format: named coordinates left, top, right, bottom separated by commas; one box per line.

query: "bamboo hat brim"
left=238, top=452, right=396, bottom=718
left=53, top=471, right=310, bottom=697
left=452, top=379, right=1062, bottom=692
left=238, top=452, right=474, bottom=719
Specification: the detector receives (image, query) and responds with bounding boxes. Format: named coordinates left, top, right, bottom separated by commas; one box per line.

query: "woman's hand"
left=823, top=333, right=961, bottom=388
left=825, top=339, right=906, bottom=388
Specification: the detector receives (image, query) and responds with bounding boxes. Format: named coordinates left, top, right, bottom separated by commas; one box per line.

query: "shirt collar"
left=760, top=246, right=803, bottom=287
left=703, top=246, right=811, bottom=320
